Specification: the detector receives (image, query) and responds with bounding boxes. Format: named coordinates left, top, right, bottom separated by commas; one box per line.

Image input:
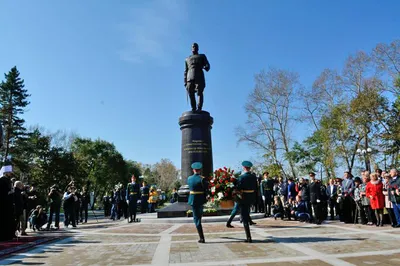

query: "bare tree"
left=153, top=158, right=178, bottom=191
left=237, top=68, right=300, bottom=178
left=372, top=39, right=400, bottom=94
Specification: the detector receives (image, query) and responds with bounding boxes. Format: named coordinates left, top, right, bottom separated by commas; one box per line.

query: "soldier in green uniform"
left=126, top=175, right=141, bottom=223
left=238, top=161, right=258, bottom=243
left=260, top=172, right=275, bottom=217
left=187, top=162, right=208, bottom=243
left=140, top=181, right=150, bottom=213
left=226, top=172, right=256, bottom=228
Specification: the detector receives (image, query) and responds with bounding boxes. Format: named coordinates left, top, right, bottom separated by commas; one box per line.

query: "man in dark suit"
left=309, top=172, right=322, bottom=225
left=187, top=162, right=208, bottom=243
left=184, top=43, right=210, bottom=112
left=326, top=178, right=338, bottom=220
left=237, top=161, right=258, bottom=243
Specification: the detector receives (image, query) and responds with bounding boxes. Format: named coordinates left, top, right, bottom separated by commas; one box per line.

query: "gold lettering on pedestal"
left=183, top=140, right=210, bottom=154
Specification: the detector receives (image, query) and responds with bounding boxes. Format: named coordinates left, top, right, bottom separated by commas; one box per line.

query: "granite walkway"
left=2, top=216, right=400, bottom=266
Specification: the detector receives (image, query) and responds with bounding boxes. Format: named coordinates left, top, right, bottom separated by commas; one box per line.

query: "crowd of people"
left=102, top=176, right=171, bottom=222
left=249, top=168, right=400, bottom=228
left=0, top=169, right=93, bottom=241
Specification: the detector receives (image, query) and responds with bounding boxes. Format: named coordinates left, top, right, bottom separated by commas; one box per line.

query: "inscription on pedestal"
left=183, top=140, right=211, bottom=154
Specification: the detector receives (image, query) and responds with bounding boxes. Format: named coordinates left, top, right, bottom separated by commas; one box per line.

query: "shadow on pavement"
left=272, top=236, right=366, bottom=243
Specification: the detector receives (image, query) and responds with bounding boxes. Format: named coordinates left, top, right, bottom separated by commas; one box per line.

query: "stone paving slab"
left=265, top=226, right=343, bottom=236
left=67, top=234, right=161, bottom=244
left=169, top=239, right=304, bottom=264
left=9, top=244, right=158, bottom=265
left=342, top=253, right=400, bottom=265
left=172, top=223, right=243, bottom=234
left=248, top=260, right=332, bottom=266
left=171, top=233, right=247, bottom=241
left=305, top=233, right=397, bottom=254
left=104, top=224, right=172, bottom=234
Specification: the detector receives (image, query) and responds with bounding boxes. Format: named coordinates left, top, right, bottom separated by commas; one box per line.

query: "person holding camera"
left=47, top=184, right=62, bottom=230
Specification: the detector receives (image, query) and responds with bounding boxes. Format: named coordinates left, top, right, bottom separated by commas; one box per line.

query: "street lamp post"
left=356, top=148, right=372, bottom=172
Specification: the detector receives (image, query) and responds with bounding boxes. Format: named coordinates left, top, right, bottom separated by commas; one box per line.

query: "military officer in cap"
left=140, top=181, right=150, bottom=213
left=126, top=175, right=141, bottom=223
left=187, top=162, right=208, bottom=243
left=237, top=161, right=258, bottom=243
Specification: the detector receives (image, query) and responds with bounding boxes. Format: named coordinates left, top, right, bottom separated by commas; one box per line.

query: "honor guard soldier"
left=261, top=172, right=275, bottom=217
left=187, top=162, right=208, bottom=243
left=226, top=173, right=256, bottom=228
left=238, top=161, right=258, bottom=243
left=140, top=181, right=150, bottom=213
left=126, top=175, right=140, bottom=223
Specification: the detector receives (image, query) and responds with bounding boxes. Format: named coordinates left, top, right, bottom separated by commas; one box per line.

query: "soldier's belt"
left=130, top=192, right=137, bottom=195
left=142, top=194, right=149, bottom=196
left=190, top=191, right=204, bottom=195
left=242, top=190, right=255, bottom=193
left=264, top=189, right=272, bottom=191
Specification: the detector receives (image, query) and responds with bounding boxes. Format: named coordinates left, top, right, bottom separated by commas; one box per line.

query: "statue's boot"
left=189, top=93, right=197, bottom=112
left=244, top=224, right=252, bottom=243
left=197, top=226, right=205, bottom=243
left=197, top=94, right=203, bottom=111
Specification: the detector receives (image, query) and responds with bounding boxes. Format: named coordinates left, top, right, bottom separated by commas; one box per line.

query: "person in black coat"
left=309, top=172, right=322, bottom=224
left=326, top=178, right=338, bottom=220
left=0, top=170, right=16, bottom=241
left=80, top=187, right=89, bottom=223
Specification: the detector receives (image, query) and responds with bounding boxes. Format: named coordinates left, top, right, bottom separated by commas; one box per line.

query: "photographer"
left=46, top=184, right=62, bottom=230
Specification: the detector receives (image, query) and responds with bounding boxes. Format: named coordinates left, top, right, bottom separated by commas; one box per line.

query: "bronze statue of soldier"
left=184, top=43, right=210, bottom=112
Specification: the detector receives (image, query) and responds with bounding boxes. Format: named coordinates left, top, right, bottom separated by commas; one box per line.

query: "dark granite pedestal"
left=157, top=202, right=191, bottom=218
left=179, top=111, right=214, bottom=183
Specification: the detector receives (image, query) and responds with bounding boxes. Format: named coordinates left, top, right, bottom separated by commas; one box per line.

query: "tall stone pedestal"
left=179, top=111, right=213, bottom=183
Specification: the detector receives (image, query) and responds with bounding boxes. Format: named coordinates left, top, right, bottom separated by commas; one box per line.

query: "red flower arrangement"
left=208, top=167, right=242, bottom=202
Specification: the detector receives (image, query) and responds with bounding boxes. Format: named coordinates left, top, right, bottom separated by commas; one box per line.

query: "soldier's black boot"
left=244, top=224, right=252, bottom=243
left=197, top=226, right=205, bottom=243
left=133, top=214, right=137, bottom=222
left=226, top=215, right=234, bottom=228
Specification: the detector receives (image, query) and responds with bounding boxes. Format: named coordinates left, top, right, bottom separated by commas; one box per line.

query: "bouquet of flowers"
left=208, top=167, right=242, bottom=203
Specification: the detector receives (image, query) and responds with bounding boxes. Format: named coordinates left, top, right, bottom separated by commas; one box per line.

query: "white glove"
left=316, top=199, right=320, bottom=203
left=126, top=200, right=129, bottom=204
left=262, top=196, right=265, bottom=201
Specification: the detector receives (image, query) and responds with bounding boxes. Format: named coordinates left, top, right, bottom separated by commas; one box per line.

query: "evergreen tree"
left=0, top=66, right=30, bottom=160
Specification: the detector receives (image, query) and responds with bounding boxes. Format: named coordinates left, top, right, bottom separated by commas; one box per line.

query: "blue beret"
left=191, top=162, right=203, bottom=170
left=242, top=161, right=253, bottom=168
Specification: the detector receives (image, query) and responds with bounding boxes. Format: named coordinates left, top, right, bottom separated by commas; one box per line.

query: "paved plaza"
left=2, top=215, right=400, bottom=266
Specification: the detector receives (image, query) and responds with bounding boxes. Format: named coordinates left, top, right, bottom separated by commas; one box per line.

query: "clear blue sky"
left=0, top=0, right=399, bottom=173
